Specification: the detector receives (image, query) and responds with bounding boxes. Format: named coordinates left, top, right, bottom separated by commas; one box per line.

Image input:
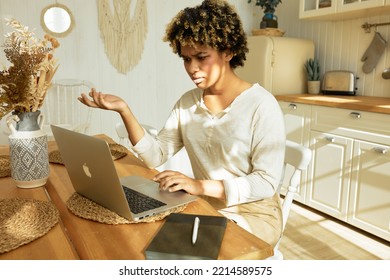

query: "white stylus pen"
left=192, top=217, right=200, bottom=245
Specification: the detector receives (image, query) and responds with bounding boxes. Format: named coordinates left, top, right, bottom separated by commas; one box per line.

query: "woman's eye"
left=198, top=56, right=207, bottom=60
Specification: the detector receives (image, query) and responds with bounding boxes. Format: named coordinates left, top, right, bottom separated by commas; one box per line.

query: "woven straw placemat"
left=0, top=155, right=11, bottom=178
left=66, top=192, right=187, bottom=225
left=0, top=198, right=59, bottom=254
left=49, top=143, right=128, bottom=164
left=108, top=143, right=129, bottom=160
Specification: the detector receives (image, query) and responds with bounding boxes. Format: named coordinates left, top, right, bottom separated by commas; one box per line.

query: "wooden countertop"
left=275, top=94, right=390, bottom=114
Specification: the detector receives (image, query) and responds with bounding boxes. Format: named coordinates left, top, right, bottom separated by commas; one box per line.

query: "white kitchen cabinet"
left=299, top=0, right=389, bottom=20
left=310, top=105, right=390, bottom=145
left=278, top=101, right=311, bottom=203
left=348, top=140, right=390, bottom=242
left=308, top=105, right=390, bottom=240
left=278, top=99, right=390, bottom=241
left=307, top=130, right=353, bottom=221
left=338, top=0, right=385, bottom=12
left=278, top=101, right=311, bottom=146
left=299, top=0, right=337, bottom=19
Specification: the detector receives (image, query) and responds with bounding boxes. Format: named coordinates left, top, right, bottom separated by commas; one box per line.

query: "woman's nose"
left=188, top=60, right=199, bottom=74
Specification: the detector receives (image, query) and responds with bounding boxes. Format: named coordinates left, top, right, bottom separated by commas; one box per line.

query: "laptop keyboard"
left=122, top=186, right=166, bottom=214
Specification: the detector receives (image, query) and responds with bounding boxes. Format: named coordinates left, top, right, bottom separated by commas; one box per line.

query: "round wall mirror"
left=41, top=3, right=74, bottom=37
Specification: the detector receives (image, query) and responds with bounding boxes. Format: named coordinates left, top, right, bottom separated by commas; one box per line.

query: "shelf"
left=299, top=0, right=390, bottom=21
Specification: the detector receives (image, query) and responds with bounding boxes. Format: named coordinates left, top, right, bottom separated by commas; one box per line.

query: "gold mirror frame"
left=40, top=3, right=74, bottom=37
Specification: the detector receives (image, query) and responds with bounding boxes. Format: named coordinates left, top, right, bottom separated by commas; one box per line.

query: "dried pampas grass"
left=0, top=18, right=60, bottom=119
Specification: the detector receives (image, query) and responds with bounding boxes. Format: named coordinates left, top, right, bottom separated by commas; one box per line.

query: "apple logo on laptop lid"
left=82, top=162, right=92, bottom=178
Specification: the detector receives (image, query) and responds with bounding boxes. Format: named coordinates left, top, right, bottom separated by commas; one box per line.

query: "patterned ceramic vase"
left=7, top=111, right=49, bottom=188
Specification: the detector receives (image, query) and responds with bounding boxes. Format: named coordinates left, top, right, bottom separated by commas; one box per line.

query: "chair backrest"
left=279, top=140, right=312, bottom=229
left=41, top=79, right=94, bottom=136
left=271, top=140, right=312, bottom=259
left=115, top=122, right=129, bottom=146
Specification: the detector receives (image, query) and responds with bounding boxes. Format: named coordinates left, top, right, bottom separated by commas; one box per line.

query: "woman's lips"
left=193, top=77, right=204, bottom=84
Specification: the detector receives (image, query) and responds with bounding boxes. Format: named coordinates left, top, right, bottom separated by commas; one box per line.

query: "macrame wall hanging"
left=97, top=0, right=148, bottom=74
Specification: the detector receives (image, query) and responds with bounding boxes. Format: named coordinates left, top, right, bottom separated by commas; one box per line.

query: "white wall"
left=1, top=0, right=389, bottom=145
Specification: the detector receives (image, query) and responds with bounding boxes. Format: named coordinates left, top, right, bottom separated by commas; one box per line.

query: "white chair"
left=268, top=140, right=312, bottom=260
left=115, top=122, right=194, bottom=177
left=40, top=79, right=94, bottom=136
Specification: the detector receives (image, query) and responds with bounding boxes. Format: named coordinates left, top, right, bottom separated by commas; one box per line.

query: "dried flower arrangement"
left=0, top=18, right=60, bottom=119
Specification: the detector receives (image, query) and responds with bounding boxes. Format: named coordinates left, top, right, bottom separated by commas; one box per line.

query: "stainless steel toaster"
left=322, top=71, right=356, bottom=95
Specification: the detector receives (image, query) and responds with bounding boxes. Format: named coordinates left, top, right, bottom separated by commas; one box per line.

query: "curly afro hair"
left=163, top=0, right=248, bottom=69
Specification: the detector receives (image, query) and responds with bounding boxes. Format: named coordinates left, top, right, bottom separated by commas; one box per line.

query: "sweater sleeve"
left=131, top=104, right=184, bottom=169
left=130, top=129, right=163, bottom=168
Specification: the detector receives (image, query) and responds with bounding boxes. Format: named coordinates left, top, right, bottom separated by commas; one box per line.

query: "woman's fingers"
left=153, top=171, right=196, bottom=193
left=78, top=88, right=109, bottom=110
left=78, top=93, right=97, bottom=108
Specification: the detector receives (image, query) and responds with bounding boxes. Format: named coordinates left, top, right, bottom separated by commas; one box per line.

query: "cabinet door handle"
left=288, top=103, right=297, bottom=110
left=325, top=136, right=335, bottom=143
left=372, top=147, right=388, bottom=154
left=349, top=112, right=361, bottom=119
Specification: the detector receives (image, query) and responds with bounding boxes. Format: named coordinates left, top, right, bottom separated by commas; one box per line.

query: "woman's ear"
left=224, top=50, right=234, bottom=61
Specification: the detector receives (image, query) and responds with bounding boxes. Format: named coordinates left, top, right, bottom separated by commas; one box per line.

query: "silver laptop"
left=51, top=125, right=197, bottom=221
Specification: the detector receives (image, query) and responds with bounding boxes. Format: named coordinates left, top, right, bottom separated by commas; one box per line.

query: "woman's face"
left=180, top=44, right=231, bottom=90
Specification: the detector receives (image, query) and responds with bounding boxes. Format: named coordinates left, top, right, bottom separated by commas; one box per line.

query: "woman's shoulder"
left=182, top=87, right=202, bottom=99
left=245, top=83, right=278, bottom=104
left=174, top=88, right=202, bottom=108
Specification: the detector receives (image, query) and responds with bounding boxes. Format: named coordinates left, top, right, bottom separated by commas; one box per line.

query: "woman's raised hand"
left=78, top=88, right=128, bottom=114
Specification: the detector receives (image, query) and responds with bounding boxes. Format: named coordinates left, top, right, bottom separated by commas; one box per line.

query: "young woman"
left=79, top=0, right=285, bottom=247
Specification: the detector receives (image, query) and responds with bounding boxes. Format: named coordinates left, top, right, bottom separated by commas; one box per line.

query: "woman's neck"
left=203, top=73, right=252, bottom=114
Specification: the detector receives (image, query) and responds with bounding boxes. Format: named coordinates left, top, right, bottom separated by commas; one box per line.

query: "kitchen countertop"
left=275, top=94, right=390, bottom=115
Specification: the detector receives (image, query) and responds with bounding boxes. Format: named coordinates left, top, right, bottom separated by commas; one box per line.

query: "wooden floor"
left=279, top=202, right=390, bottom=260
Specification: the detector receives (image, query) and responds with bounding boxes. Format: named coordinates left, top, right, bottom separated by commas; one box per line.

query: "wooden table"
left=0, top=146, right=79, bottom=260
left=0, top=135, right=273, bottom=260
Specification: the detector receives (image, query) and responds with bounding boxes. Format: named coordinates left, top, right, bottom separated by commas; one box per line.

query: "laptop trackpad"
left=120, top=175, right=196, bottom=206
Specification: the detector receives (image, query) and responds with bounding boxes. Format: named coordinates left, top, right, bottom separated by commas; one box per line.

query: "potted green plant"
left=304, top=58, right=321, bottom=94
left=248, top=0, right=282, bottom=29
